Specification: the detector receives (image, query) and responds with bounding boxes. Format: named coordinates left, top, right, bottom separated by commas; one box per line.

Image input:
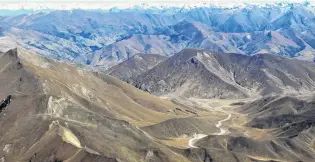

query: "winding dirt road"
left=188, top=113, right=232, bottom=148
left=213, top=113, right=231, bottom=135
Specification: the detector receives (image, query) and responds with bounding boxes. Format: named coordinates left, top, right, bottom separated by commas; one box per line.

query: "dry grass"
left=159, top=137, right=190, bottom=149
left=21, top=50, right=190, bottom=127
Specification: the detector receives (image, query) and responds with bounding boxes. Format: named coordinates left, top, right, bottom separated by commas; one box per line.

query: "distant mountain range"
left=1, top=3, right=315, bottom=68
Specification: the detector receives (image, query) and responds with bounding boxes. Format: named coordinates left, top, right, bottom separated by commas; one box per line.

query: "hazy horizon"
left=0, top=0, right=310, bottom=11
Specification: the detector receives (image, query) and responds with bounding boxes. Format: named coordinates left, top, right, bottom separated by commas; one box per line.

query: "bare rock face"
left=132, top=49, right=315, bottom=99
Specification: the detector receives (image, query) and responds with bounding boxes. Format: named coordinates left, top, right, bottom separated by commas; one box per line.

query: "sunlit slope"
left=0, top=48, right=192, bottom=162
left=21, top=48, right=190, bottom=126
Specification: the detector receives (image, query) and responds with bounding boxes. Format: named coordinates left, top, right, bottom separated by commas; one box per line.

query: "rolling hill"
left=0, top=48, right=196, bottom=162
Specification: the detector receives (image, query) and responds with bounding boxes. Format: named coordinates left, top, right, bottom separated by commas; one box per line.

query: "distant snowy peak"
left=1, top=1, right=314, bottom=13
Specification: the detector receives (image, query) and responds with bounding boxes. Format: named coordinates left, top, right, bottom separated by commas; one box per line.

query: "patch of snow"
left=246, top=34, right=252, bottom=39
left=59, top=126, right=82, bottom=149
left=47, top=96, right=67, bottom=117
left=84, top=146, right=100, bottom=155
left=203, top=52, right=210, bottom=58
left=3, top=144, right=11, bottom=153
left=145, top=150, right=155, bottom=160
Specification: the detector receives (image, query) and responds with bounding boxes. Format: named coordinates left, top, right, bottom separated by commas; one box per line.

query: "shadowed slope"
left=133, top=49, right=315, bottom=99
left=106, top=54, right=167, bottom=82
